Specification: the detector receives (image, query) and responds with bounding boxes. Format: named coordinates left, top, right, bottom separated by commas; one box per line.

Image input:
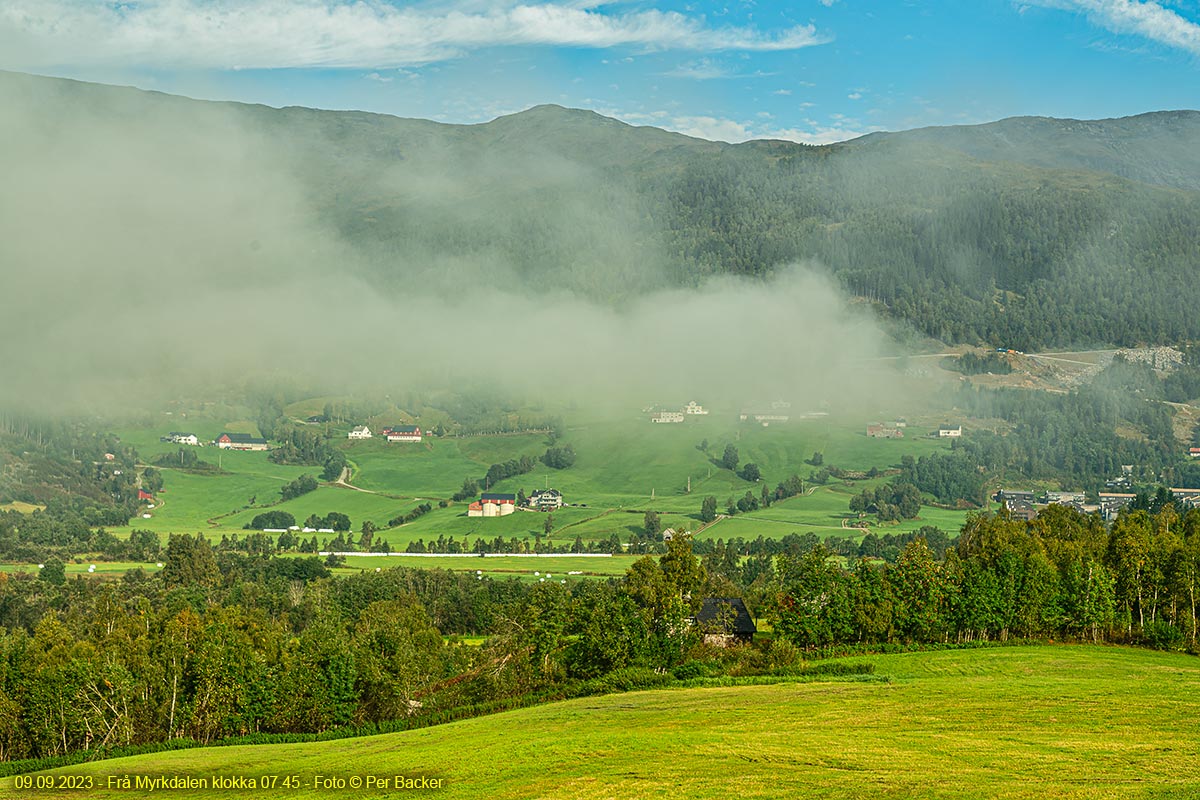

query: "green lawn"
left=16, top=645, right=1200, bottom=799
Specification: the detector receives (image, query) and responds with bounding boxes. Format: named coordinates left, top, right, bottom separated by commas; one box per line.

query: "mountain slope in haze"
left=3, top=69, right=1199, bottom=350
left=862, top=111, right=1200, bottom=192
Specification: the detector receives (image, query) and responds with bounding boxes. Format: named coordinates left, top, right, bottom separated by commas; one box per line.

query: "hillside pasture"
left=17, top=645, right=1200, bottom=799
left=108, top=412, right=973, bottom=542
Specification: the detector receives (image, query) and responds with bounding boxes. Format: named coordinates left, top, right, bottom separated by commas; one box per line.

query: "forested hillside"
left=3, top=70, right=1199, bottom=348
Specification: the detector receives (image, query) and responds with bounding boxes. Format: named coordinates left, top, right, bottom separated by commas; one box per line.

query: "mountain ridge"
left=4, top=69, right=1200, bottom=350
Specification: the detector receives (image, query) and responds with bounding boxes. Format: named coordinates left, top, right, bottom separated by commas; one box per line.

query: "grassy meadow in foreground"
left=16, top=645, right=1200, bottom=799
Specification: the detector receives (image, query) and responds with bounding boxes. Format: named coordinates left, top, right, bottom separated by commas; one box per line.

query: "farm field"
left=103, top=410, right=974, bottom=544
left=16, top=645, right=1200, bottom=799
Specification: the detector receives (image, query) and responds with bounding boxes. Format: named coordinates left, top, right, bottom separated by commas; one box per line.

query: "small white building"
left=348, top=426, right=372, bottom=440
left=168, top=432, right=199, bottom=446
left=938, top=425, right=962, bottom=438
left=684, top=401, right=709, bottom=415
left=652, top=412, right=684, bottom=423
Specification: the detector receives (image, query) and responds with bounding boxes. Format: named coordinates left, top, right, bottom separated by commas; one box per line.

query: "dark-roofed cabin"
left=694, top=597, right=757, bottom=646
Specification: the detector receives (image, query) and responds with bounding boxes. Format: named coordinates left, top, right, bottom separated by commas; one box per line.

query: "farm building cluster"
left=648, top=401, right=708, bottom=423
left=160, top=432, right=270, bottom=450
left=994, top=487, right=1200, bottom=522
left=468, top=488, right=565, bottom=517
left=345, top=425, right=423, bottom=442
left=866, top=423, right=905, bottom=439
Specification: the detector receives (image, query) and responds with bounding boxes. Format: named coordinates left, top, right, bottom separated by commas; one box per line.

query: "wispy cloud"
left=663, top=57, right=777, bottom=79
left=1026, top=0, right=1200, bottom=55
left=0, top=0, right=831, bottom=70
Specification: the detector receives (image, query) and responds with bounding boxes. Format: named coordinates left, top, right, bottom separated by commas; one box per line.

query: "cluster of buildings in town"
left=346, top=425, right=423, bottom=442
left=467, top=489, right=564, bottom=517
left=995, top=485, right=1200, bottom=522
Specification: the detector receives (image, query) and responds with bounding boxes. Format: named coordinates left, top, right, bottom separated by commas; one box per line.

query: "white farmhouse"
left=348, top=426, right=372, bottom=440
left=684, top=401, right=709, bottom=415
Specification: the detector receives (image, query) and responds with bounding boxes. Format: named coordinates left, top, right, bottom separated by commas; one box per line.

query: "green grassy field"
left=99, top=411, right=974, bottom=547
left=331, top=554, right=636, bottom=581
left=15, top=645, right=1199, bottom=799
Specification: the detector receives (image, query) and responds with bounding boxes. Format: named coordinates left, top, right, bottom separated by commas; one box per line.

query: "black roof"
left=531, top=489, right=562, bottom=497
left=695, top=598, right=757, bottom=635
left=219, top=432, right=267, bottom=443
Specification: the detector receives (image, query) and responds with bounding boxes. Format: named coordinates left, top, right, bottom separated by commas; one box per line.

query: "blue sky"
left=1, top=0, right=1198, bottom=143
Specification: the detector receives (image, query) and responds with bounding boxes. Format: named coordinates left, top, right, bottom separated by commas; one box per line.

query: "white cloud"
left=666, top=114, right=878, bottom=145
left=668, top=115, right=756, bottom=142
left=848, top=91, right=862, bottom=99
left=1027, top=0, right=1200, bottom=55
left=773, top=88, right=793, bottom=95
left=0, top=0, right=831, bottom=70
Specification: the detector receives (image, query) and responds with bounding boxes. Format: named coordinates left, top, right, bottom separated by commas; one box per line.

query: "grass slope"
left=17, top=646, right=1200, bottom=799
left=101, top=412, right=975, bottom=547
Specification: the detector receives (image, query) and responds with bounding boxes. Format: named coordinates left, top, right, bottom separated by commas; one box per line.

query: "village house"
left=382, top=425, right=422, bottom=442
left=694, top=598, right=757, bottom=646
left=684, top=401, right=709, bottom=415
left=1189, top=447, right=1200, bottom=459
left=467, top=493, right=517, bottom=517
left=1099, top=492, right=1136, bottom=521
left=347, top=426, right=372, bottom=440
left=166, top=432, right=199, bottom=446
left=528, top=488, right=564, bottom=511
left=937, top=425, right=962, bottom=438
left=651, top=412, right=684, bottom=424
left=215, top=433, right=270, bottom=451
left=867, top=424, right=904, bottom=439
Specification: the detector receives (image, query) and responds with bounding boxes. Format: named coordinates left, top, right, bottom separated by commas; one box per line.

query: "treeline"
left=945, top=351, right=1013, bottom=375
left=0, top=515, right=163, bottom=564
left=849, top=481, right=923, bottom=521
left=641, top=145, right=1200, bottom=349
left=897, top=379, right=1179, bottom=502
left=0, top=419, right=139, bottom=527
left=2, top=499, right=1198, bottom=765
left=268, top=425, right=346, bottom=481
left=452, top=455, right=539, bottom=501
left=772, top=504, right=1200, bottom=650
left=0, top=534, right=731, bottom=762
